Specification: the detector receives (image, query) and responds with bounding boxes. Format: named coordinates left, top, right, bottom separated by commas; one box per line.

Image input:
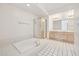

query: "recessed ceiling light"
left=26, top=4, right=30, bottom=7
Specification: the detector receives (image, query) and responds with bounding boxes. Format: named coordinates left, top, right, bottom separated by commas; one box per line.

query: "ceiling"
left=11, top=3, right=79, bottom=17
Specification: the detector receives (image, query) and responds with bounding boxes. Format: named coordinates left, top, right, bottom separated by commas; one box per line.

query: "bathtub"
left=13, top=38, right=48, bottom=56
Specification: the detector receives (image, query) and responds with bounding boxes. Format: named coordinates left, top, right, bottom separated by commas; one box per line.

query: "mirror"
left=53, top=20, right=68, bottom=31
left=53, top=20, right=61, bottom=30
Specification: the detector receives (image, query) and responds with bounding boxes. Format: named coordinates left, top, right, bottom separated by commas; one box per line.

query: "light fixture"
left=26, top=4, right=30, bottom=7
left=42, top=19, right=45, bottom=22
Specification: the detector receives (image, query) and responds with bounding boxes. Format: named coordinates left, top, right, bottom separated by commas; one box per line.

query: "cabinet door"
left=63, top=32, right=68, bottom=42
left=67, top=32, right=74, bottom=43
left=60, top=32, right=65, bottom=41
left=55, top=32, right=62, bottom=40
left=49, top=32, right=55, bottom=39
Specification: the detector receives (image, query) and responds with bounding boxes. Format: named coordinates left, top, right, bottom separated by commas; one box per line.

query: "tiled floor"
left=0, top=39, right=79, bottom=56
left=36, top=40, right=79, bottom=56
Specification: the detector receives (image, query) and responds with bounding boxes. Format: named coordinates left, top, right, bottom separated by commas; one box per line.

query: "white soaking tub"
left=13, top=38, right=48, bottom=56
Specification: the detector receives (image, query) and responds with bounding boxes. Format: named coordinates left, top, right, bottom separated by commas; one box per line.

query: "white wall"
left=74, top=8, right=79, bottom=48
left=0, top=4, right=38, bottom=43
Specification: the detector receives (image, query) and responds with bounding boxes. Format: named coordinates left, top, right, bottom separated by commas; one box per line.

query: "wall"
left=0, top=4, right=38, bottom=44
left=74, top=8, right=79, bottom=48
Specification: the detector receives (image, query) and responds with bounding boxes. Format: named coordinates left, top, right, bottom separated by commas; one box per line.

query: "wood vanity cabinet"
left=49, top=31, right=55, bottom=39
left=49, top=31, right=74, bottom=43
left=66, top=32, right=74, bottom=43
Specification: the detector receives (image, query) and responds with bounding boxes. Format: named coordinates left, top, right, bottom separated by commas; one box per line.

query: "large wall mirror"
left=53, top=20, right=61, bottom=30
left=53, top=20, right=68, bottom=31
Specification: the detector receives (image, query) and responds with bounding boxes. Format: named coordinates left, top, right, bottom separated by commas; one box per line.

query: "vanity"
left=49, top=31, right=74, bottom=43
